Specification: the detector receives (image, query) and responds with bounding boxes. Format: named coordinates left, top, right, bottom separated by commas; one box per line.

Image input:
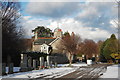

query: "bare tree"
left=1, top=1, right=25, bottom=66
left=80, top=39, right=98, bottom=59
left=58, top=32, right=82, bottom=66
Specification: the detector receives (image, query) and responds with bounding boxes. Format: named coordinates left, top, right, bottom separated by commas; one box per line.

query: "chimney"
left=35, top=31, right=38, bottom=40
left=71, top=32, right=75, bottom=36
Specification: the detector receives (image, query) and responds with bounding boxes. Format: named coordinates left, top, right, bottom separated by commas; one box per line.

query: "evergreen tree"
left=100, top=34, right=118, bottom=62
left=32, top=26, right=53, bottom=37
left=64, top=31, right=70, bottom=36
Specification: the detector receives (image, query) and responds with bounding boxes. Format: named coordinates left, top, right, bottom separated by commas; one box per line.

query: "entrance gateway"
left=20, top=46, right=57, bottom=71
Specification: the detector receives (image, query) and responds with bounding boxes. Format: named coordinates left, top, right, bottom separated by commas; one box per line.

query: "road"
left=34, top=64, right=111, bottom=80
left=54, top=64, right=109, bottom=80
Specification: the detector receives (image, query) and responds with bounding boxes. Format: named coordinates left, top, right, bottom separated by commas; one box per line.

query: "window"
left=44, top=47, right=46, bottom=49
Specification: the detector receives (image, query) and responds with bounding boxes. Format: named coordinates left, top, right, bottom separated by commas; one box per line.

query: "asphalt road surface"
left=34, top=64, right=111, bottom=80
left=54, top=64, right=109, bottom=80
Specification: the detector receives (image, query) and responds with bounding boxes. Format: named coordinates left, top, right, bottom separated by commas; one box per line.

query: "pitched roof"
left=34, top=37, right=56, bottom=45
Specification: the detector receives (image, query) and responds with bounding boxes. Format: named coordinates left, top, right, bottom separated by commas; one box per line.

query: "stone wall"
left=51, top=38, right=61, bottom=50
left=32, top=45, right=41, bottom=51
left=54, top=31, right=62, bottom=38
left=51, top=53, right=69, bottom=64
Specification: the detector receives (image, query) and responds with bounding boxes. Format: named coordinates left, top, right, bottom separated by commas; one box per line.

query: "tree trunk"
left=69, top=53, right=72, bottom=67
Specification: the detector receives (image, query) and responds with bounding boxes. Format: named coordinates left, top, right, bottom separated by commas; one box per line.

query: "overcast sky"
left=20, top=0, right=118, bottom=41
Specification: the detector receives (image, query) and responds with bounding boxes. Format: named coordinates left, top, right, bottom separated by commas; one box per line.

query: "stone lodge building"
left=32, top=27, right=68, bottom=63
